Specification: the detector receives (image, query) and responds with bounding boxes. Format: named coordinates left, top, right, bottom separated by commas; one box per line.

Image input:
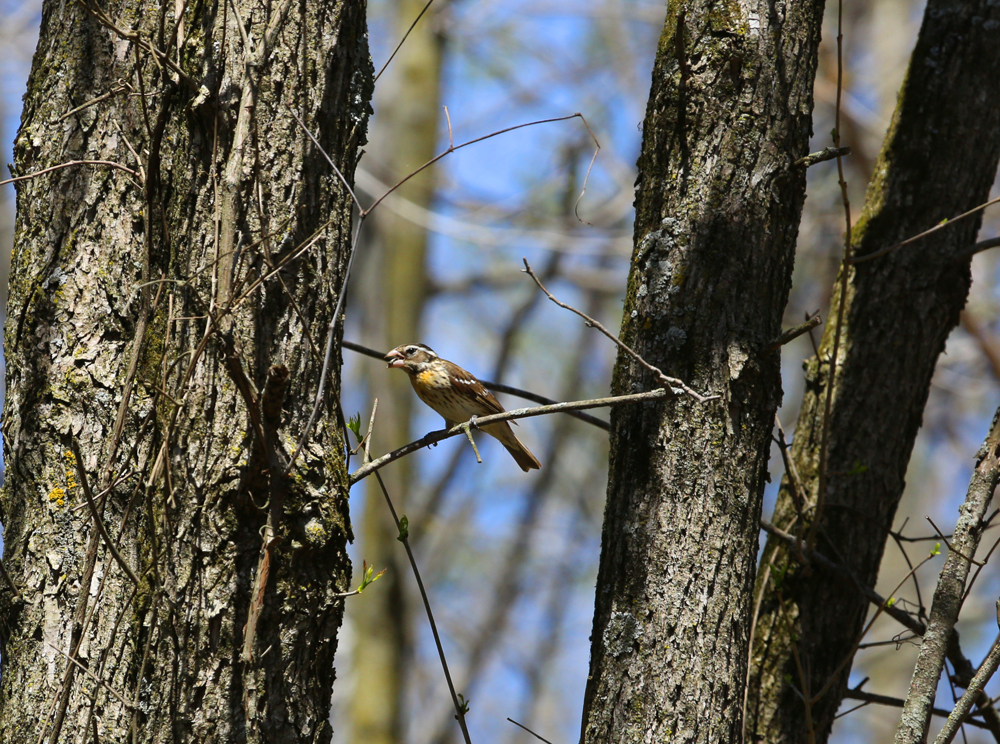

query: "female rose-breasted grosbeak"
left=384, top=343, right=541, bottom=471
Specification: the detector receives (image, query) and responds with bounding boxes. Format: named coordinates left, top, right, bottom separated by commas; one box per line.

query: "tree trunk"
left=580, top=2, right=825, bottom=742
left=0, top=0, right=372, bottom=740
left=351, top=1, right=443, bottom=742
left=746, top=2, right=1000, bottom=742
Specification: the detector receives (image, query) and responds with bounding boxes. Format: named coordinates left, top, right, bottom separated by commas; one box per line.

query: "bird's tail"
left=484, top=422, right=540, bottom=471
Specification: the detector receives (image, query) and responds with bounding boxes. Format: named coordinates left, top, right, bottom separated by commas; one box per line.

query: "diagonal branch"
left=522, top=259, right=716, bottom=402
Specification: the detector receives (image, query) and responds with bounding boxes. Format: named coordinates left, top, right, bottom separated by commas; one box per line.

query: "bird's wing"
left=448, top=366, right=506, bottom=416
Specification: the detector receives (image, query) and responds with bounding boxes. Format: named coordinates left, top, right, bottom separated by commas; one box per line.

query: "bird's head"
left=384, top=343, right=438, bottom=374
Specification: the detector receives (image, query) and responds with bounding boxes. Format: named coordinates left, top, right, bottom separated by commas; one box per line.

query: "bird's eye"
left=406, top=346, right=418, bottom=355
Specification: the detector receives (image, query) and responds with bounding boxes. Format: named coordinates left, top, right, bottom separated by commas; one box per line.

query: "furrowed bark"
left=580, top=1, right=826, bottom=742
left=0, top=0, right=372, bottom=740
left=747, top=2, right=1000, bottom=742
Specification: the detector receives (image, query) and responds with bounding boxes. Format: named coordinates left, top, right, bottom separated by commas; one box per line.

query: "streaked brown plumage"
left=384, top=343, right=541, bottom=471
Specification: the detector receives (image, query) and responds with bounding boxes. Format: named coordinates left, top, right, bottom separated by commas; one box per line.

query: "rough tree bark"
left=0, top=0, right=372, bottom=740
left=746, top=2, right=1000, bottom=742
left=352, top=1, right=443, bottom=742
left=580, top=1, right=825, bottom=742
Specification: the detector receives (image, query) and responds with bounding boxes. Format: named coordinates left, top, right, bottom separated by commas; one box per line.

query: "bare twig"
left=71, top=440, right=139, bottom=586
left=0, top=557, right=22, bottom=602
left=373, top=0, right=435, bottom=84
left=365, top=114, right=594, bottom=217
left=54, top=82, right=131, bottom=123
left=759, top=519, right=924, bottom=635
left=285, top=103, right=362, bottom=211
left=460, top=421, right=482, bottom=463
left=841, top=688, right=989, bottom=730
left=763, top=314, right=822, bottom=353
left=358, top=407, right=473, bottom=744
left=349, top=388, right=674, bottom=485
left=809, top=0, right=853, bottom=554
left=793, top=146, right=852, bottom=168
left=44, top=642, right=134, bottom=709
left=852, top=195, right=1000, bottom=265
left=926, top=516, right=984, bottom=567
left=506, top=718, right=555, bottom=744
left=954, top=236, right=1000, bottom=261
left=0, top=159, right=139, bottom=187
left=522, top=259, right=717, bottom=402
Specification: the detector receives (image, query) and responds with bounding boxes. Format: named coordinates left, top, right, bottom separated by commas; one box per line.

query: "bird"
left=384, top=343, right=541, bottom=471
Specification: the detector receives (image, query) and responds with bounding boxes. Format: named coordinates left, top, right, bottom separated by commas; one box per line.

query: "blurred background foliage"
left=2, top=0, right=999, bottom=742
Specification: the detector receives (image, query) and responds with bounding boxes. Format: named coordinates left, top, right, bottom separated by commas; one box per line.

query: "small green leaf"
left=347, top=413, right=362, bottom=440
left=357, top=559, right=387, bottom=593
left=456, top=693, right=471, bottom=715
left=886, top=597, right=896, bottom=607
left=931, top=543, right=941, bottom=557
left=847, top=460, right=868, bottom=475
left=397, top=515, right=409, bottom=542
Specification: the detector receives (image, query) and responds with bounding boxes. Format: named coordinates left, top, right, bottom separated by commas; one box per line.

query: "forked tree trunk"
left=748, top=2, right=1000, bottom=742
left=0, top=0, right=371, bottom=740
left=581, top=2, right=825, bottom=742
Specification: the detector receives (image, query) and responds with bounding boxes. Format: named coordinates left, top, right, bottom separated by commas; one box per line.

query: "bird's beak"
left=384, top=348, right=405, bottom=369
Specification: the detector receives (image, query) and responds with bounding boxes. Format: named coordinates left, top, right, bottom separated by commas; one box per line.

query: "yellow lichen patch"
left=48, top=486, right=66, bottom=507
left=63, top=450, right=78, bottom=493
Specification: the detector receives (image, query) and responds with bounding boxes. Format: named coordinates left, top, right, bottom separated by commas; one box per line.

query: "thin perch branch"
left=348, top=388, right=674, bottom=485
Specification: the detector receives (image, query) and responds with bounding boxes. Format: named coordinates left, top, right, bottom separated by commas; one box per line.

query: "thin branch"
left=71, top=440, right=140, bottom=586
left=349, top=388, right=673, bottom=485
left=285, top=103, right=361, bottom=211
left=927, top=516, right=984, bottom=567
left=841, top=688, right=989, bottom=730
left=365, top=114, right=592, bottom=217
left=1, top=159, right=139, bottom=187
left=809, top=0, right=852, bottom=554
left=522, top=258, right=716, bottom=402
left=793, top=146, right=852, bottom=168
left=373, top=0, right=435, bottom=84
left=54, top=82, right=131, bottom=123
left=78, top=0, right=197, bottom=89
left=506, top=718, right=555, bottom=744
left=572, top=116, right=602, bottom=224
left=286, top=217, right=364, bottom=469
left=852, top=195, right=1000, bottom=265
left=0, top=557, right=22, bottom=602
left=45, top=642, right=134, bottom=709
left=759, top=519, right=924, bottom=635
left=341, top=340, right=610, bottom=430
left=359, top=409, right=473, bottom=744
left=763, top=314, right=822, bottom=353
left=954, top=236, right=1000, bottom=261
